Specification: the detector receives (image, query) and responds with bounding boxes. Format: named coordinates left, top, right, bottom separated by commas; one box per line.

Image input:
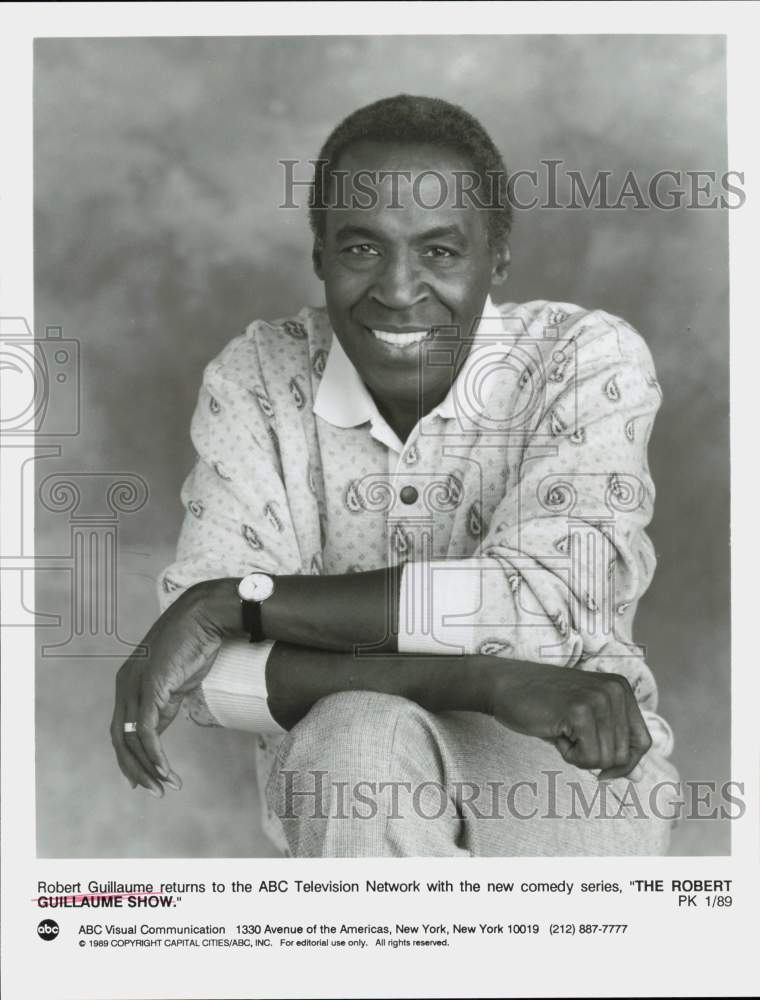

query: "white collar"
left=313, top=295, right=505, bottom=452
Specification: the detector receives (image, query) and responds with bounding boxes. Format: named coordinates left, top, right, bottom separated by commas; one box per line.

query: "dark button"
left=400, top=485, right=418, bottom=505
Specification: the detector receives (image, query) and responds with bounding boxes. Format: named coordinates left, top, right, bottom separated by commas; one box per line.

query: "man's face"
left=313, top=141, right=509, bottom=412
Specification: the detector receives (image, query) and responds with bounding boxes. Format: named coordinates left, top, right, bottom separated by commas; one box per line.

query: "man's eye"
left=422, top=246, right=458, bottom=258
left=344, top=244, right=380, bottom=256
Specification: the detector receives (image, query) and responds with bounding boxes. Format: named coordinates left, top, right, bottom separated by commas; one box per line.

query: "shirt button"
left=400, top=485, right=418, bottom=505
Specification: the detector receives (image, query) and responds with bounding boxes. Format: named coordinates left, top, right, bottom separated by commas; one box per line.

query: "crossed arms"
left=111, top=308, right=666, bottom=797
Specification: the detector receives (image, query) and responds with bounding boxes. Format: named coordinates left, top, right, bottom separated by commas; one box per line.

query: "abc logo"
left=37, top=919, right=59, bottom=941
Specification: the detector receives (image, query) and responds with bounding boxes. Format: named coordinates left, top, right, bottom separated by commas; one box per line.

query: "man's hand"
left=110, top=583, right=230, bottom=796
left=488, top=661, right=652, bottom=781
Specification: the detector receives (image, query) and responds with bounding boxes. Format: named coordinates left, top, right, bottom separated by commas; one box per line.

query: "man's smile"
left=370, top=328, right=430, bottom=346
left=356, top=313, right=453, bottom=352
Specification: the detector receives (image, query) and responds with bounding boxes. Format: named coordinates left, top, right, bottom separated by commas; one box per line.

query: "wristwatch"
left=237, top=572, right=276, bottom=643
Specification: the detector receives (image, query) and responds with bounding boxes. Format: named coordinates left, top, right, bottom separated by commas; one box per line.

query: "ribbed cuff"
left=641, top=710, right=675, bottom=758
left=397, top=559, right=490, bottom=655
left=188, top=638, right=285, bottom=734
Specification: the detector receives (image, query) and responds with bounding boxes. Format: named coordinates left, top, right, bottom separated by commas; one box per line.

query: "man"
left=111, top=94, right=677, bottom=857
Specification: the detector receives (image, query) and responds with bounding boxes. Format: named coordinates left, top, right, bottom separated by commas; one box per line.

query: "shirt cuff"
left=184, top=638, right=285, bottom=735
left=397, top=559, right=492, bottom=655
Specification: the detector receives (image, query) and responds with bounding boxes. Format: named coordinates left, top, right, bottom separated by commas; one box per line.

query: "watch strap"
left=241, top=598, right=265, bottom=643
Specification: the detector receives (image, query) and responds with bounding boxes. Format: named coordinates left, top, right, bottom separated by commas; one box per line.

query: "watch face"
left=238, top=573, right=274, bottom=602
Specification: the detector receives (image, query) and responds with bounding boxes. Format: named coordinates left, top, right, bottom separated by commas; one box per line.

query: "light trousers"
left=266, top=691, right=679, bottom=858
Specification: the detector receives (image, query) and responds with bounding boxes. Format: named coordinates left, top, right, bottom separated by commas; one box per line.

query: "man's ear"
left=312, top=238, right=325, bottom=281
left=490, top=241, right=511, bottom=285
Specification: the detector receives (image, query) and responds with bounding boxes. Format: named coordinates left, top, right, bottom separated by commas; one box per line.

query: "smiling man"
left=315, top=138, right=502, bottom=444
left=111, top=94, right=678, bottom=857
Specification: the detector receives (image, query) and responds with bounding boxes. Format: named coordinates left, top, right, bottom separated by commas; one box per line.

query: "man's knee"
left=265, top=691, right=431, bottom=826
left=278, top=690, right=423, bottom=771
left=265, top=691, right=444, bottom=812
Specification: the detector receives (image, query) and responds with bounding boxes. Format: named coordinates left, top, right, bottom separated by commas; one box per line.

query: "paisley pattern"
left=282, top=319, right=307, bottom=340
left=289, top=375, right=306, bottom=410
left=549, top=409, right=566, bottom=436
left=241, top=523, right=263, bottom=550
left=446, top=472, right=464, bottom=506
left=264, top=501, right=284, bottom=533
left=550, top=610, right=569, bottom=638
left=268, top=425, right=281, bottom=465
left=254, top=386, right=274, bottom=419
left=158, top=299, right=669, bottom=856
left=607, top=472, right=630, bottom=504
left=467, top=501, right=483, bottom=538
left=570, top=427, right=586, bottom=445
left=391, top=522, right=413, bottom=560
left=311, top=349, right=327, bottom=378
left=604, top=375, right=620, bottom=402
left=344, top=480, right=363, bottom=513
left=478, top=638, right=512, bottom=656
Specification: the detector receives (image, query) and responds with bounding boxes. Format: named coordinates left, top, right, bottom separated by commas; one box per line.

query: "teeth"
left=371, top=329, right=429, bottom=346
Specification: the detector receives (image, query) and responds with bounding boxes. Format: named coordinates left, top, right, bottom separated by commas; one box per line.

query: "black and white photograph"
left=33, top=31, right=730, bottom=859
left=1, top=4, right=757, bottom=999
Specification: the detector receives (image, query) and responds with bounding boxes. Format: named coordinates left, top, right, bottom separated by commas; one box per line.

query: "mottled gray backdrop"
left=34, top=35, right=729, bottom=856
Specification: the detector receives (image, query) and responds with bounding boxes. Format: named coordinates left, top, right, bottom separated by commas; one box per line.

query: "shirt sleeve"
left=157, top=330, right=301, bottom=734
left=398, top=311, right=665, bottom=716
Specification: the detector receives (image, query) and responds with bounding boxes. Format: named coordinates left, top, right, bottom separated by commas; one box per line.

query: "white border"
left=2, top=3, right=758, bottom=998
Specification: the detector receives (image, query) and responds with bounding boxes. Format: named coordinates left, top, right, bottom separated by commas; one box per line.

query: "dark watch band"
left=241, top=599, right=265, bottom=643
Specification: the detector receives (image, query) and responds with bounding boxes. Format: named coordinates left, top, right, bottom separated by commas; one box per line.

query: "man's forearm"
left=265, top=641, right=499, bottom=730
left=262, top=568, right=402, bottom=652
left=194, top=580, right=651, bottom=780
left=200, top=570, right=402, bottom=653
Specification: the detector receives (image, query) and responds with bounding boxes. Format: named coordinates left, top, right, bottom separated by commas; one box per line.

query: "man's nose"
left=370, top=251, right=427, bottom=311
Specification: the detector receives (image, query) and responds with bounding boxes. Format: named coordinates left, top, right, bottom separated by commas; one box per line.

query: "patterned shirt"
left=158, top=296, right=675, bottom=853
